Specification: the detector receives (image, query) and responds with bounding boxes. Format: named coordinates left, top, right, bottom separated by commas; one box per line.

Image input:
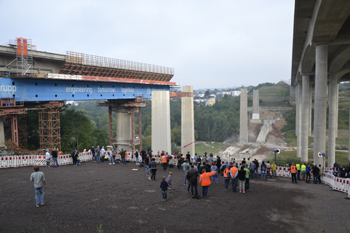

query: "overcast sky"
left=0, top=0, right=294, bottom=90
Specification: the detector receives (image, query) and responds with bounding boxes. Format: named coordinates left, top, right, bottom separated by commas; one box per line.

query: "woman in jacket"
left=238, top=166, right=246, bottom=193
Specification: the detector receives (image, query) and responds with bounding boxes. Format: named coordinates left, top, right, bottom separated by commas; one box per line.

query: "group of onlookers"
left=332, top=162, right=350, bottom=178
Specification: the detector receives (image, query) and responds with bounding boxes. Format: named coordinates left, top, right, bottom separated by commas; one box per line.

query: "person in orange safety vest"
left=223, top=166, right=231, bottom=191
left=230, top=164, right=239, bottom=192
left=199, top=169, right=216, bottom=198
left=161, top=154, right=167, bottom=171
left=290, top=163, right=297, bottom=183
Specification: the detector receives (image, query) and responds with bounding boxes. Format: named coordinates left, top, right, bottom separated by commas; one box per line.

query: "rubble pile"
left=0, top=140, right=46, bottom=156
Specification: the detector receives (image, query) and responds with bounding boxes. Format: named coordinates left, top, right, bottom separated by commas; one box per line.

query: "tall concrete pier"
left=328, top=75, right=338, bottom=167
left=313, top=44, right=328, bottom=167
left=239, top=89, right=248, bottom=144
left=181, top=85, right=195, bottom=157
left=116, top=107, right=132, bottom=152
left=152, top=91, right=171, bottom=155
left=296, top=84, right=302, bottom=157
left=252, top=90, right=260, bottom=119
left=301, top=75, right=310, bottom=162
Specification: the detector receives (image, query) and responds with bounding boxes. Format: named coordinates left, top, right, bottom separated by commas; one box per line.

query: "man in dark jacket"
left=52, top=148, right=58, bottom=167
left=91, top=146, right=95, bottom=161
left=216, top=156, right=221, bottom=174
left=199, top=162, right=210, bottom=174
left=186, top=152, right=191, bottom=163
left=187, top=165, right=200, bottom=198
left=71, top=149, right=78, bottom=165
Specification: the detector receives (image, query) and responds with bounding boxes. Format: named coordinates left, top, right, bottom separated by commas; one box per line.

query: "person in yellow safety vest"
left=223, top=166, right=231, bottom=191
left=290, top=163, right=297, bottom=183
left=199, top=169, right=216, bottom=198
left=301, top=163, right=306, bottom=181
left=271, top=161, right=277, bottom=178
left=296, top=163, right=301, bottom=181
left=161, top=155, right=167, bottom=171
left=230, top=164, right=239, bottom=192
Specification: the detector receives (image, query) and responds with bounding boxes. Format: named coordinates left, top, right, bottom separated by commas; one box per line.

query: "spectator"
left=211, top=163, right=218, bottom=183
left=45, top=150, right=51, bottom=167
left=244, top=164, right=251, bottom=191
left=260, top=161, right=267, bottom=180
left=145, top=154, right=150, bottom=177
left=216, top=156, right=221, bottom=174
left=135, top=149, right=139, bottom=164
left=30, top=166, right=46, bottom=207
left=250, top=161, right=256, bottom=179
left=187, top=165, right=200, bottom=198
left=182, top=160, right=190, bottom=186
left=91, top=146, right=95, bottom=161
left=150, top=158, right=157, bottom=181
left=238, top=166, right=247, bottom=194
left=160, top=176, right=168, bottom=201
left=199, top=169, right=215, bottom=198
left=167, top=172, right=173, bottom=189
left=52, top=148, right=59, bottom=167
left=312, top=164, right=320, bottom=184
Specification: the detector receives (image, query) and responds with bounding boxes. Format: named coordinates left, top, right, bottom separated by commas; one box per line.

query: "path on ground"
left=0, top=162, right=349, bottom=233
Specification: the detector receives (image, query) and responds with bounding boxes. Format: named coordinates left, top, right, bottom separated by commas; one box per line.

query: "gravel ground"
left=0, top=162, right=349, bottom=233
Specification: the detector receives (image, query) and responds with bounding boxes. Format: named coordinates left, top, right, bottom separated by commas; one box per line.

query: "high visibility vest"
left=290, top=166, right=297, bottom=173
left=200, top=172, right=211, bottom=186
left=230, top=167, right=238, bottom=178
left=301, top=165, right=306, bottom=171
left=161, top=156, right=167, bottom=163
left=224, top=169, right=230, bottom=178
left=296, top=164, right=301, bottom=170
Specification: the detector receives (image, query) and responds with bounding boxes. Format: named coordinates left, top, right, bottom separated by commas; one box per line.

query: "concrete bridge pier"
left=0, top=117, right=4, bottom=147
left=296, top=83, right=302, bottom=158
left=239, top=89, right=248, bottom=144
left=116, top=107, right=132, bottom=152
left=152, top=91, right=171, bottom=155
left=313, top=44, right=328, bottom=167
left=328, top=74, right=338, bottom=167
left=301, top=75, right=310, bottom=162
left=181, top=85, right=195, bottom=157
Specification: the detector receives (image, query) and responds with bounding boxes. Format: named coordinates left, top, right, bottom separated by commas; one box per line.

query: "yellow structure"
left=206, top=98, right=216, bottom=106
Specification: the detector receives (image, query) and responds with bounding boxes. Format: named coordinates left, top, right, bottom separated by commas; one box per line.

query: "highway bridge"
left=291, top=0, right=350, bottom=166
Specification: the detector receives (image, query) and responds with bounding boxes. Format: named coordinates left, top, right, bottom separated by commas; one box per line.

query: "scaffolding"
left=39, top=107, right=61, bottom=151
left=0, top=38, right=35, bottom=77
left=60, top=51, right=174, bottom=82
left=18, top=115, right=27, bottom=149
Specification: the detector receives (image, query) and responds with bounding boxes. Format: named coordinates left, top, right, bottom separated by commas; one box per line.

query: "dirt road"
left=0, top=162, right=348, bottom=233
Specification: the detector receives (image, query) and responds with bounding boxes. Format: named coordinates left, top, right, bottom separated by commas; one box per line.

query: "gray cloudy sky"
left=0, top=0, right=294, bottom=90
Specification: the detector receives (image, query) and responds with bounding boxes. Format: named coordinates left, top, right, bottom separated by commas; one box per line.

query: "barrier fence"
left=1, top=153, right=350, bottom=197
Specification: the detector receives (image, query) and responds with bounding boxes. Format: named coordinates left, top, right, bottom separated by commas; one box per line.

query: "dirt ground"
left=0, top=161, right=349, bottom=233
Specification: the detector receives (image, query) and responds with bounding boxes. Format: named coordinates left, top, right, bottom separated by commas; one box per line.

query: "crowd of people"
left=332, top=162, right=350, bottom=178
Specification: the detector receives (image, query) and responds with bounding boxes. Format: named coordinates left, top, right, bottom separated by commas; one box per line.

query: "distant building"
left=231, top=91, right=241, bottom=97
left=206, top=98, right=216, bottom=106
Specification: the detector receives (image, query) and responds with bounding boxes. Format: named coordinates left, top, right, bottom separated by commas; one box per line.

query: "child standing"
left=77, top=154, right=80, bottom=166
left=167, top=172, right=173, bottom=189
left=160, top=176, right=169, bottom=201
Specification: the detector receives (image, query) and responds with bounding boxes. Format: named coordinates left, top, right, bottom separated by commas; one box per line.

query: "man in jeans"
left=30, top=166, right=46, bottom=207
left=182, top=160, right=190, bottom=185
left=249, top=161, right=256, bottom=179
left=52, top=148, right=59, bottom=167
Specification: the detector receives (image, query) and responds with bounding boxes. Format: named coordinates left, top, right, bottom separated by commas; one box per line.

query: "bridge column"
left=313, top=44, right=328, bottom=167
left=0, top=117, right=5, bottom=147
left=239, top=89, right=248, bottom=144
left=296, top=84, right=302, bottom=157
left=181, top=85, right=195, bottom=157
left=309, top=84, right=313, bottom=136
left=252, top=90, right=260, bottom=119
left=301, top=75, right=310, bottom=162
left=328, top=74, right=338, bottom=167
left=116, top=107, right=132, bottom=152
left=152, top=91, right=171, bottom=155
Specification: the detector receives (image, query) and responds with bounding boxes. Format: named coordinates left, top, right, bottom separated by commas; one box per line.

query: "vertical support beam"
left=108, top=106, right=113, bottom=146
left=309, top=84, right=313, bottom=136
left=11, top=115, right=18, bottom=146
left=313, top=44, right=328, bottom=167
left=252, top=90, right=260, bottom=119
left=39, top=108, right=61, bottom=151
left=296, top=84, right=302, bottom=157
left=301, top=75, right=310, bottom=162
left=0, top=117, right=4, bottom=147
left=328, top=74, right=338, bottom=167
left=152, top=91, right=171, bottom=154
left=131, top=108, right=135, bottom=157
left=336, top=83, right=339, bottom=137
left=138, top=107, right=142, bottom=152
left=239, top=89, right=248, bottom=143
left=116, top=107, right=132, bottom=152
left=181, top=86, right=195, bottom=156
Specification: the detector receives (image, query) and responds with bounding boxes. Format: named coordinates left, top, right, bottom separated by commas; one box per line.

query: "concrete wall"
left=181, top=86, right=195, bottom=157
left=152, top=91, right=171, bottom=155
